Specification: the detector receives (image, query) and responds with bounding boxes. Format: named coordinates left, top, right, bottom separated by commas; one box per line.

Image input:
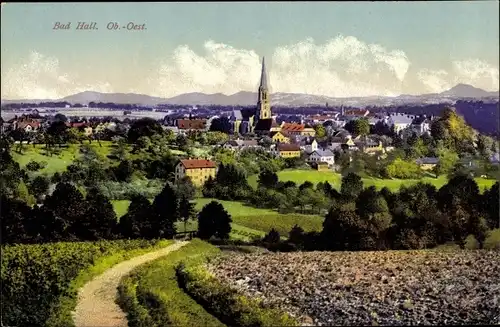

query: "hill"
left=2, top=84, right=498, bottom=107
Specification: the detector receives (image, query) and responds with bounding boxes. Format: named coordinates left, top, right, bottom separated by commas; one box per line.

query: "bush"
left=1, top=239, right=169, bottom=327
left=26, top=160, right=47, bottom=172
left=176, top=253, right=299, bottom=327
left=117, top=239, right=223, bottom=327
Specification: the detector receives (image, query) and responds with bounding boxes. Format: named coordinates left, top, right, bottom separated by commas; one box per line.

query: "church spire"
left=259, top=57, right=268, bottom=89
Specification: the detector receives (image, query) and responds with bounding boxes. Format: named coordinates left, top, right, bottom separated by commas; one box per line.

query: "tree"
left=476, top=134, right=494, bottom=159
left=150, top=182, right=178, bottom=239
left=197, top=201, right=232, bottom=240
left=43, top=182, right=87, bottom=240
left=433, top=146, right=459, bottom=176
left=345, top=118, right=370, bottom=137
left=209, top=117, right=232, bottom=134
left=322, top=202, right=368, bottom=251
left=77, top=190, right=118, bottom=240
left=314, top=125, right=326, bottom=138
left=54, top=113, right=68, bottom=123
left=178, top=195, right=196, bottom=233
left=340, top=173, right=363, bottom=200
left=127, top=118, right=164, bottom=143
left=258, top=169, right=278, bottom=189
left=263, top=228, right=280, bottom=243
left=468, top=214, right=489, bottom=249
left=14, top=180, right=36, bottom=206
left=288, top=224, right=305, bottom=245
left=119, top=194, right=152, bottom=239
left=47, top=121, right=69, bottom=146
left=29, top=175, right=50, bottom=202
left=0, top=195, right=33, bottom=244
left=482, top=182, right=499, bottom=229
left=449, top=202, right=470, bottom=249
left=112, top=160, right=134, bottom=183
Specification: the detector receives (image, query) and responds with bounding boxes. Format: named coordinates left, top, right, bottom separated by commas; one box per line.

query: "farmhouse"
left=175, top=158, right=217, bottom=187
left=416, top=157, right=439, bottom=170
left=307, top=149, right=335, bottom=167
left=273, top=143, right=301, bottom=158
left=269, top=131, right=290, bottom=144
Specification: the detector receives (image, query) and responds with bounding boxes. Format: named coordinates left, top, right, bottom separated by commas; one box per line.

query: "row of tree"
left=263, top=173, right=499, bottom=251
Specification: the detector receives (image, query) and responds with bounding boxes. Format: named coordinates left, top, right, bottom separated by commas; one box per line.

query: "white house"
left=411, top=116, right=431, bottom=135
left=300, top=138, right=318, bottom=154
left=307, top=149, right=335, bottom=167
left=387, top=114, right=414, bottom=134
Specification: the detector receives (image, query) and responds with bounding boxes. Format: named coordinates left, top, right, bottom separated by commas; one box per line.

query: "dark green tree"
left=197, top=201, right=232, bottom=240
left=258, top=169, right=278, bottom=189
left=150, top=182, right=178, bottom=239
left=263, top=228, right=280, bottom=243
left=119, top=194, right=153, bottom=239
left=340, top=172, right=364, bottom=200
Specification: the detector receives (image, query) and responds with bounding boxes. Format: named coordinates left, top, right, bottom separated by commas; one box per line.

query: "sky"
left=1, top=2, right=499, bottom=100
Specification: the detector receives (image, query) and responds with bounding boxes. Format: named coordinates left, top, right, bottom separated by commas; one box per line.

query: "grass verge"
left=175, top=245, right=300, bottom=327
left=116, top=239, right=224, bottom=327
left=44, top=240, right=173, bottom=327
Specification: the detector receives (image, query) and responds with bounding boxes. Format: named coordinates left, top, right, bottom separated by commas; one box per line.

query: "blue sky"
left=1, top=2, right=499, bottom=99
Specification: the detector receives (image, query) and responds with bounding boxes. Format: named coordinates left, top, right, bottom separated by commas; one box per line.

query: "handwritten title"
left=53, top=22, right=146, bottom=31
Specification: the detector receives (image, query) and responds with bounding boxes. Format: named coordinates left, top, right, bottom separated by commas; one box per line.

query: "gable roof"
left=416, top=157, right=439, bottom=165
left=177, top=119, right=207, bottom=130
left=277, top=143, right=300, bottom=152
left=179, top=159, right=216, bottom=169
left=311, top=149, right=334, bottom=157
left=281, top=122, right=305, bottom=132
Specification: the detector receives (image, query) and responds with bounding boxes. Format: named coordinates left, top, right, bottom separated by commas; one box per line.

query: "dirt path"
left=72, top=241, right=189, bottom=327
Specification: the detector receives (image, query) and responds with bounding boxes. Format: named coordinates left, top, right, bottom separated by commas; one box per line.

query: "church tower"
left=255, top=57, right=271, bottom=121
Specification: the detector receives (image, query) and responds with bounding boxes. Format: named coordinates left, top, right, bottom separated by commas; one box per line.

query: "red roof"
left=177, top=119, right=206, bottom=130
left=281, top=123, right=305, bottom=132
left=180, top=159, right=216, bottom=169
left=344, top=109, right=369, bottom=117
left=277, top=144, right=300, bottom=152
left=17, top=121, right=40, bottom=129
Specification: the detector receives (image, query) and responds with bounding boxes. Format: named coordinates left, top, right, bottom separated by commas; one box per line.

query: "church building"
left=232, top=57, right=278, bottom=136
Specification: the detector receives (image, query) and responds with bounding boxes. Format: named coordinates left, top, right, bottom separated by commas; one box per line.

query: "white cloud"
left=151, top=35, right=411, bottom=98
left=1, top=51, right=113, bottom=99
left=417, top=59, right=499, bottom=93
left=2, top=38, right=498, bottom=100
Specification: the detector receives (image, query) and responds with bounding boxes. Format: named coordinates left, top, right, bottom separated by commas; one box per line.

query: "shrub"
left=1, top=239, right=168, bottom=327
left=176, top=255, right=299, bottom=327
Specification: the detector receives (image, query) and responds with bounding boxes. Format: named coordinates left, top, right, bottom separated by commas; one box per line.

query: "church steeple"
left=255, top=57, right=272, bottom=122
left=260, top=56, right=268, bottom=89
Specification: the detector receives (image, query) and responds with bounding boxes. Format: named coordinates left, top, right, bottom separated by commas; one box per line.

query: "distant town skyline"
left=1, top=2, right=499, bottom=100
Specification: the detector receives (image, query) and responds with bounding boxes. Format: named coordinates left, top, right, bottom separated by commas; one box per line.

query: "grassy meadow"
left=11, top=141, right=114, bottom=176
left=247, top=169, right=497, bottom=192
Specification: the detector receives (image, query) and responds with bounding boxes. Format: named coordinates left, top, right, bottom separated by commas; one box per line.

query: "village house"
left=300, top=138, right=318, bottom=154
left=411, top=116, right=432, bottom=135
left=416, top=157, right=439, bottom=170
left=355, top=138, right=384, bottom=155
left=311, top=161, right=330, bottom=171
left=174, top=158, right=217, bottom=187
left=387, top=113, right=414, bottom=134
left=269, top=131, right=290, bottom=144
left=176, top=119, right=207, bottom=134
left=281, top=122, right=316, bottom=137
left=307, top=149, right=335, bottom=167
left=222, top=139, right=259, bottom=151
left=273, top=143, right=301, bottom=158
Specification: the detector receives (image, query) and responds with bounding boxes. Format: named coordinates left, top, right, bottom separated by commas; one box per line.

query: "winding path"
left=72, top=241, right=189, bottom=327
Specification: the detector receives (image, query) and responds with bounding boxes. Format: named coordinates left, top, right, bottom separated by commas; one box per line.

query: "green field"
left=111, top=199, right=268, bottom=241
left=11, top=142, right=113, bottom=176
left=111, top=198, right=321, bottom=238
left=194, top=198, right=323, bottom=236
left=248, top=169, right=497, bottom=192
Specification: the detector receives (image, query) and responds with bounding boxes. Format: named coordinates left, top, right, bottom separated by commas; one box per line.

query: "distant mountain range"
left=2, top=84, right=498, bottom=107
